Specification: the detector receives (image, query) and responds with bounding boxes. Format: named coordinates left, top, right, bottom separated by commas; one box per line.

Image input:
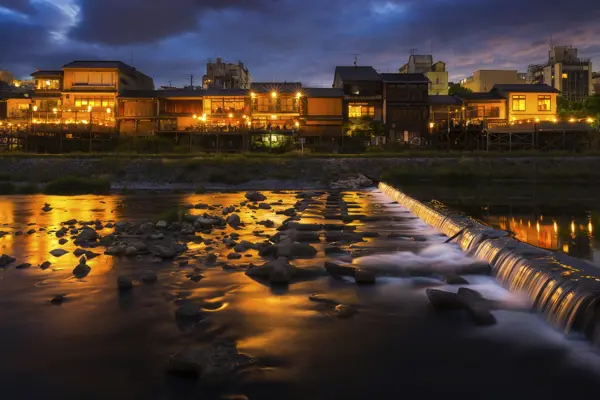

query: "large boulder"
left=226, top=214, right=241, bottom=228
left=154, top=245, right=176, bottom=259
left=324, top=261, right=357, bottom=278
left=50, top=249, right=69, bottom=257
left=426, top=289, right=465, bottom=311
left=73, top=256, right=91, bottom=278
left=275, top=240, right=317, bottom=259
left=246, top=257, right=297, bottom=285
left=245, top=191, right=266, bottom=202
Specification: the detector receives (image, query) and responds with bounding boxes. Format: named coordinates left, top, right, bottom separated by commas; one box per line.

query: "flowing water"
left=1, top=190, right=600, bottom=399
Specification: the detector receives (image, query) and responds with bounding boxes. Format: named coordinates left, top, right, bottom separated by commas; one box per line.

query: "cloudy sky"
left=1, top=0, right=599, bottom=87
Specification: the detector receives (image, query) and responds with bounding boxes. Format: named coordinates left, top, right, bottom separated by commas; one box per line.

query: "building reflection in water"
left=485, top=214, right=594, bottom=261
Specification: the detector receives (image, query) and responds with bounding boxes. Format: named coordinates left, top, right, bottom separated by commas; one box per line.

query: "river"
left=0, top=189, right=600, bottom=400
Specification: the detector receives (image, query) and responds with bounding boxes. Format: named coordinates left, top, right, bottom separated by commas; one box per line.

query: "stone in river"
left=234, top=240, right=254, bottom=253
left=426, top=289, right=465, bottom=311
left=117, top=275, right=134, bottom=291
left=50, top=248, right=69, bottom=257
left=324, top=261, right=356, bottom=278
left=15, top=231, right=23, bottom=236
left=125, top=247, right=138, bottom=257
left=154, top=245, right=176, bottom=259
left=175, top=304, right=202, bottom=321
left=150, top=233, right=165, bottom=240
left=55, top=227, right=68, bottom=238
left=245, top=191, right=266, bottom=202
left=258, top=203, right=271, bottom=210
left=226, top=214, right=241, bottom=228
left=188, top=273, right=204, bottom=282
left=50, top=295, right=66, bottom=305
left=194, top=203, right=209, bottom=209
left=156, top=220, right=168, bottom=229
left=334, top=304, right=357, bottom=318
left=105, top=245, right=126, bottom=256
left=63, top=219, right=77, bottom=225
left=74, top=227, right=98, bottom=243
left=141, top=270, right=158, bottom=283
left=58, top=238, right=68, bottom=245
left=443, top=274, right=469, bottom=285
left=27, top=229, right=36, bottom=235
left=354, top=270, right=376, bottom=285
left=15, top=263, right=32, bottom=269
left=0, top=254, right=17, bottom=267
left=73, top=248, right=86, bottom=257
left=73, top=258, right=91, bottom=278
left=206, top=253, right=217, bottom=264
left=40, top=261, right=52, bottom=270
left=227, top=252, right=242, bottom=260
left=275, top=241, right=317, bottom=259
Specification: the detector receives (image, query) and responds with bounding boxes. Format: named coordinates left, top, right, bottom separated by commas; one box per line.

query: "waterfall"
left=379, top=182, right=600, bottom=340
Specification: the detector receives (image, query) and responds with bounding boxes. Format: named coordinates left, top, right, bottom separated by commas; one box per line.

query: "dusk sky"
left=1, top=0, right=599, bottom=87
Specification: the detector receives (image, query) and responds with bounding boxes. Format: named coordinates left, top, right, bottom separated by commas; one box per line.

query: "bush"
left=16, top=183, right=40, bottom=194
left=0, top=182, right=16, bottom=194
left=43, top=176, right=111, bottom=195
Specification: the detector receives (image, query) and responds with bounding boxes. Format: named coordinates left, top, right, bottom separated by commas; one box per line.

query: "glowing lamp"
left=569, top=118, right=575, bottom=123
left=295, top=121, right=300, bottom=128
left=87, top=105, right=92, bottom=112
left=271, top=115, right=277, bottom=119
left=587, top=117, right=594, bottom=124
left=33, top=105, right=38, bottom=112
left=429, top=122, right=434, bottom=128
left=271, top=91, right=277, bottom=98
left=106, top=108, right=111, bottom=114
left=228, top=113, right=233, bottom=118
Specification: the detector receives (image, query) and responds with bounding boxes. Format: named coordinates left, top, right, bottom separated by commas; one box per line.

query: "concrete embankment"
left=2, top=156, right=600, bottom=191
left=379, top=182, right=600, bottom=343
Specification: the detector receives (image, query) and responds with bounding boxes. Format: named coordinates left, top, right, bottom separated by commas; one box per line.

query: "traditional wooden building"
left=333, top=66, right=383, bottom=121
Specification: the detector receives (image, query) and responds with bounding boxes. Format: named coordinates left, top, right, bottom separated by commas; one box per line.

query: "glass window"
left=348, top=104, right=374, bottom=118
left=512, top=95, right=526, bottom=111
left=538, top=95, right=551, bottom=111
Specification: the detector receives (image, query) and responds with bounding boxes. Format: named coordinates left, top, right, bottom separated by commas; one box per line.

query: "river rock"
left=154, top=245, right=176, bottom=259
left=58, top=238, right=68, bottom=245
left=55, top=227, right=68, bottom=238
left=258, top=203, right=271, bottom=210
left=426, top=289, right=465, bottom=311
left=63, top=219, right=77, bottom=225
left=156, top=220, right=168, bottom=229
left=275, top=240, right=317, bottom=259
left=290, top=231, right=321, bottom=243
left=245, top=191, right=266, bottom=202
left=226, top=214, right=241, bottom=228
left=125, top=246, right=138, bottom=257
left=258, top=219, right=275, bottom=228
left=73, top=248, right=86, bottom=257
left=50, top=248, right=69, bottom=257
left=457, top=287, right=497, bottom=326
left=84, top=250, right=99, bottom=260
left=246, top=257, right=297, bottom=285
left=40, top=261, right=52, bottom=270
left=117, top=275, right=134, bottom=291
left=50, top=295, right=66, bottom=305
left=354, top=270, right=376, bottom=284
left=324, top=261, right=357, bottom=278
left=141, top=270, right=158, bottom=283
left=194, top=203, right=209, bottom=209
left=459, top=261, right=492, bottom=276
left=15, top=263, right=32, bottom=269
left=166, top=340, right=240, bottom=385
left=0, top=254, right=16, bottom=267
left=105, top=222, right=114, bottom=229
left=206, top=253, right=218, bottom=264
left=443, top=274, right=469, bottom=285
left=227, top=252, right=242, bottom=260
left=42, top=204, right=52, bottom=212
left=105, top=245, right=126, bottom=256
left=26, top=229, right=36, bottom=235
left=15, top=231, right=23, bottom=236
left=75, top=227, right=98, bottom=243
left=73, top=257, right=91, bottom=278
left=149, top=233, right=164, bottom=240
left=234, top=241, right=254, bottom=253
left=188, top=273, right=204, bottom=282
left=175, top=304, right=202, bottom=321
left=334, top=304, right=357, bottom=318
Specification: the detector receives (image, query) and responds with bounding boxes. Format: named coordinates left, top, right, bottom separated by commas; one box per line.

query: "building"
left=459, top=84, right=559, bottom=123
left=333, top=66, right=383, bottom=121
left=527, top=46, right=593, bottom=101
left=301, top=88, right=344, bottom=139
left=399, top=55, right=449, bottom=95
left=380, top=73, right=430, bottom=142
left=593, top=72, right=600, bottom=96
left=203, top=58, right=251, bottom=90
left=461, top=70, right=527, bottom=92
left=0, top=70, right=15, bottom=85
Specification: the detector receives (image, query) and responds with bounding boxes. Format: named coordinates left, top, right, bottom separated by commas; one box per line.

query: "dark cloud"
left=70, top=0, right=271, bottom=45
left=2, top=0, right=600, bottom=85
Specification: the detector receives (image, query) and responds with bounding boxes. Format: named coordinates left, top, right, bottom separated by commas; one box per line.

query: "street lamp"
left=569, top=117, right=575, bottom=123
left=587, top=117, right=594, bottom=124
left=271, top=91, right=277, bottom=98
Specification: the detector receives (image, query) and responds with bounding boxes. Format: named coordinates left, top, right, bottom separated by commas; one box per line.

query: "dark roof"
left=119, top=90, right=158, bottom=99
left=429, top=95, right=463, bottom=105
left=31, top=70, right=63, bottom=78
left=302, top=88, right=344, bottom=98
left=251, top=82, right=301, bottom=94
left=62, top=60, right=135, bottom=70
left=203, top=88, right=248, bottom=96
left=334, top=66, right=381, bottom=82
left=458, top=91, right=505, bottom=101
left=157, top=89, right=204, bottom=98
left=0, top=90, right=33, bottom=100
left=381, top=73, right=430, bottom=83
left=492, top=84, right=559, bottom=93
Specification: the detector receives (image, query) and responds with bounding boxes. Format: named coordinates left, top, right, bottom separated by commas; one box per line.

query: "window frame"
left=512, top=95, right=526, bottom=111
left=537, top=95, right=551, bottom=112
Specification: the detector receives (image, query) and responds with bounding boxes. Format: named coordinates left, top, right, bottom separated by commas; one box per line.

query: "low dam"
left=380, top=182, right=600, bottom=342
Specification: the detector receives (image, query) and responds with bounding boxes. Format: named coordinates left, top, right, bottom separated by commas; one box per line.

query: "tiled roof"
left=251, top=82, right=301, bottom=93
left=459, top=92, right=505, bottom=100
left=62, top=61, right=134, bottom=70
left=31, top=70, right=63, bottom=77
left=381, top=73, right=430, bottom=83
left=334, top=66, right=381, bottom=82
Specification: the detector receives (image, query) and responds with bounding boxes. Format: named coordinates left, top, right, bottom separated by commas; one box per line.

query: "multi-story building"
left=202, top=58, right=251, bottom=90
left=249, top=82, right=301, bottom=131
left=527, top=46, right=593, bottom=101
left=460, top=70, right=527, bottom=92
left=593, top=72, right=600, bottom=96
left=399, top=55, right=448, bottom=95
left=300, top=88, right=344, bottom=139
left=381, top=73, right=430, bottom=142
left=0, top=70, right=15, bottom=85
left=333, top=66, right=383, bottom=121
left=459, top=84, right=559, bottom=123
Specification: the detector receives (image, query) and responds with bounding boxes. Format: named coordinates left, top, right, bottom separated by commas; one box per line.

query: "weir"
left=379, top=182, right=600, bottom=342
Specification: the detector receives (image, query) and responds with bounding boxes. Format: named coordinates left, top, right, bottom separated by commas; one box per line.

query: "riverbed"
left=1, top=190, right=600, bottom=400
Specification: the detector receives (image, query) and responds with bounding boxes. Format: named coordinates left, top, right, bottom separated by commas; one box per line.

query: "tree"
left=448, top=83, right=473, bottom=96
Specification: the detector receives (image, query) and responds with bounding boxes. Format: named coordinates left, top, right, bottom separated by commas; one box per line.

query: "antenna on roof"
left=352, top=54, right=360, bottom=67
left=409, top=48, right=418, bottom=56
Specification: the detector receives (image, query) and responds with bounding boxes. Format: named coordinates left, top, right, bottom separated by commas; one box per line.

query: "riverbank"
left=1, top=155, right=600, bottom=193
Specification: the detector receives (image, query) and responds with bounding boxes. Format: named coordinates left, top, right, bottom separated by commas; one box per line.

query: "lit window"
left=348, top=104, right=374, bottom=118
left=562, top=73, right=568, bottom=79
left=538, top=95, right=551, bottom=111
left=512, top=95, right=526, bottom=111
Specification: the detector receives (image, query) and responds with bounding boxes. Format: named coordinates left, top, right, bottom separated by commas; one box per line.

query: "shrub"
left=16, top=183, right=40, bottom=194
left=0, top=182, right=16, bottom=194
left=43, top=176, right=111, bottom=195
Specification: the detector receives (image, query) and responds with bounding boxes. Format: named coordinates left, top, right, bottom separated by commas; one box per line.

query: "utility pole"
left=189, top=74, right=194, bottom=88
left=352, top=54, right=360, bottom=67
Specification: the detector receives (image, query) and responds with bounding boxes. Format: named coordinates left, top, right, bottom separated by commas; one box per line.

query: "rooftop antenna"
left=409, top=48, right=418, bottom=56
left=352, top=54, right=360, bottom=67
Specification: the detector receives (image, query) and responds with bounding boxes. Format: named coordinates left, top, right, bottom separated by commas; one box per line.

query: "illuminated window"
left=348, top=104, right=375, bottom=118
left=538, top=95, right=551, bottom=111
left=512, top=95, right=526, bottom=111
left=562, top=73, right=568, bottom=79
